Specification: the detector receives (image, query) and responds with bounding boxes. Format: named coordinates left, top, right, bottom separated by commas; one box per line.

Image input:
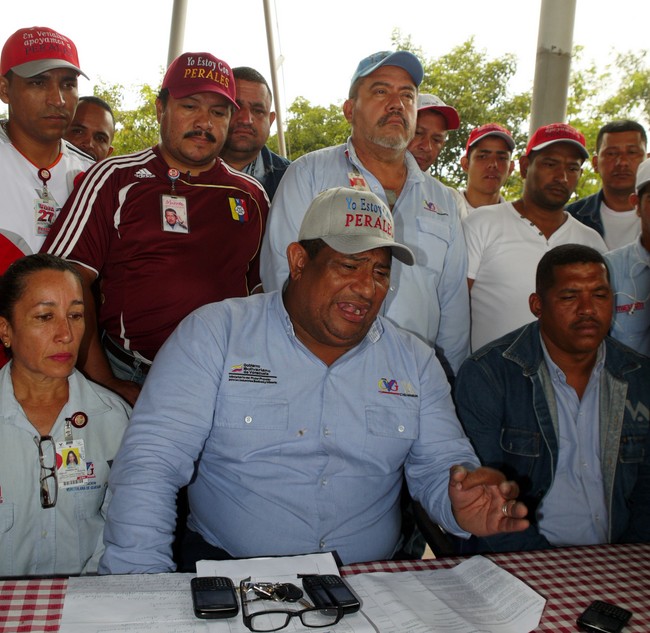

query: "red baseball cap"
left=162, top=52, right=238, bottom=108
left=417, top=94, right=460, bottom=130
left=525, top=123, right=588, bottom=159
left=1, top=26, right=87, bottom=79
left=465, top=123, right=515, bottom=154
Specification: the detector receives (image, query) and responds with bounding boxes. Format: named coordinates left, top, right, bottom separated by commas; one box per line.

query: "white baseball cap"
left=298, top=187, right=415, bottom=265
left=635, top=157, right=650, bottom=195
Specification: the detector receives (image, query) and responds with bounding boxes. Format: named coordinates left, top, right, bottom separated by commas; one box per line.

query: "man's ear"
left=0, top=75, right=10, bottom=105
left=286, top=242, right=308, bottom=280
left=592, top=153, right=599, bottom=174
left=460, top=155, right=470, bottom=174
left=342, top=99, right=354, bottom=124
left=519, top=155, right=529, bottom=178
left=529, top=292, right=542, bottom=319
left=0, top=316, right=11, bottom=348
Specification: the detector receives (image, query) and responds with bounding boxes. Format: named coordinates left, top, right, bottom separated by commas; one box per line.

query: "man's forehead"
left=536, top=142, right=585, bottom=162
left=416, top=110, right=448, bottom=130
left=363, top=65, right=417, bottom=87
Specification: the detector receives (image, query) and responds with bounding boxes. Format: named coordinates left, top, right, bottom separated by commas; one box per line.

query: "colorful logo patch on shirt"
left=228, top=362, right=277, bottom=385
left=229, top=197, right=249, bottom=223
left=423, top=200, right=448, bottom=216
left=378, top=378, right=418, bottom=397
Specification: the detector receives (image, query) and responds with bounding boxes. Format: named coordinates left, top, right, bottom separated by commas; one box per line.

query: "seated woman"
left=0, top=254, right=131, bottom=576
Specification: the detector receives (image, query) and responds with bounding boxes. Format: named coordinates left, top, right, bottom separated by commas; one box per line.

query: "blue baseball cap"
left=350, top=51, right=424, bottom=91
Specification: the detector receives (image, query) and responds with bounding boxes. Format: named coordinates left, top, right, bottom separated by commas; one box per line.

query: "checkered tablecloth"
left=0, top=578, right=67, bottom=633
left=341, top=542, right=650, bottom=632
left=1, top=544, right=648, bottom=632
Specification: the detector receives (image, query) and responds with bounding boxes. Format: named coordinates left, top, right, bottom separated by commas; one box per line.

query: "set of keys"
left=242, top=578, right=312, bottom=608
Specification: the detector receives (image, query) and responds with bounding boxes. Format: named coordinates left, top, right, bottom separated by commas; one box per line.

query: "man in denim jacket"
left=455, top=244, right=650, bottom=552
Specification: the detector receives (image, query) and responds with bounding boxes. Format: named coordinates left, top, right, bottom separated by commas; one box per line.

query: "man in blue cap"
left=260, top=51, right=469, bottom=377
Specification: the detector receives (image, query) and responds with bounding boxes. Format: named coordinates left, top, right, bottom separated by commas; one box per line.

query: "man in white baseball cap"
left=408, top=93, right=460, bottom=172
left=100, top=186, right=529, bottom=574
left=605, top=157, right=650, bottom=355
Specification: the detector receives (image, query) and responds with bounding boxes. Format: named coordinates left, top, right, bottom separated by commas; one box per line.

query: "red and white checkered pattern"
left=1, top=544, right=648, bottom=632
left=342, top=543, right=650, bottom=632
left=0, top=579, right=67, bottom=633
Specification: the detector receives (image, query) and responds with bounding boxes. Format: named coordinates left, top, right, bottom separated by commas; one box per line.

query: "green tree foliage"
left=566, top=47, right=650, bottom=197
left=267, top=97, right=349, bottom=159
left=92, top=79, right=160, bottom=156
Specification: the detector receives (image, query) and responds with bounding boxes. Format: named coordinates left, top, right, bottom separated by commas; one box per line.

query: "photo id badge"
left=34, top=190, right=59, bottom=237
left=161, top=194, right=189, bottom=233
left=56, top=439, right=87, bottom=490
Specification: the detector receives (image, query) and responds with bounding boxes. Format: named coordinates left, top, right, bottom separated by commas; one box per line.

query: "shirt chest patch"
left=229, top=363, right=277, bottom=384
left=378, top=377, right=418, bottom=398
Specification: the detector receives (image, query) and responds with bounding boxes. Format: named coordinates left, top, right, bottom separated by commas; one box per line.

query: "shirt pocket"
left=415, top=215, right=451, bottom=273
left=211, top=395, right=290, bottom=453
left=619, top=435, right=646, bottom=464
left=500, top=428, right=541, bottom=457
left=364, top=406, right=419, bottom=474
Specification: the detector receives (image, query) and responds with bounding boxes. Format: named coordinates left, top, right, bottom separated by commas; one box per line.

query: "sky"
left=2, top=0, right=647, bottom=128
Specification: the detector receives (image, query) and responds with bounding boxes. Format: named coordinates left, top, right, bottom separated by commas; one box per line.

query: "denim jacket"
left=454, top=321, right=650, bottom=552
left=566, top=190, right=605, bottom=237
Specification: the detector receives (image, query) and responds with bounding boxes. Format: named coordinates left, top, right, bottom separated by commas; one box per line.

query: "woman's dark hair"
left=0, top=254, right=82, bottom=321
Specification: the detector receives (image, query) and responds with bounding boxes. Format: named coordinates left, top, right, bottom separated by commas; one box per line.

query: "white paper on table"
left=344, top=555, right=546, bottom=633
left=60, top=573, right=206, bottom=632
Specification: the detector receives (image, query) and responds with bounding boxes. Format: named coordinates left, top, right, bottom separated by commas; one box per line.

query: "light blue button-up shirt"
left=537, top=341, right=608, bottom=546
left=259, top=138, right=470, bottom=374
left=100, top=291, right=479, bottom=573
left=605, top=236, right=650, bottom=356
left=0, top=367, right=130, bottom=576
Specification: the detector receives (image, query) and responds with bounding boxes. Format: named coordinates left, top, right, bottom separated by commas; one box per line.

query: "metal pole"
left=263, top=0, right=287, bottom=157
left=167, top=0, right=189, bottom=67
left=529, top=0, right=577, bottom=135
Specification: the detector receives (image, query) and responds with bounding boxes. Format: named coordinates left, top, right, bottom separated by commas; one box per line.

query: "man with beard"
left=43, top=52, right=269, bottom=404
left=219, top=66, right=290, bottom=200
left=463, top=123, right=606, bottom=352
left=455, top=244, right=650, bottom=553
left=0, top=26, right=94, bottom=254
left=568, top=120, right=648, bottom=250
left=261, top=51, right=469, bottom=376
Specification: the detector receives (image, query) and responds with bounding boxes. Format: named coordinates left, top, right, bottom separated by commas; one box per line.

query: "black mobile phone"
left=301, top=574, right=361, bottom=614
left=577, top=600, right=632, bottom=633
left=190, top=576, right=239, bottom=619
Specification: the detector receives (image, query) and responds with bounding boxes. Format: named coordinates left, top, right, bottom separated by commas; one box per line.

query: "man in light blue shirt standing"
left=606, top=157, right=650, bottom=356
left=99, top=187, right=528, bottom=573
left=260, top=50, right=469, bottom=376
left=455, top=244, right=650, bottom=553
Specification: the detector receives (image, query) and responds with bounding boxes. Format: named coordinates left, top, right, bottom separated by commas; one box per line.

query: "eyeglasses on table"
left=239, top=578, right=343, bottom=632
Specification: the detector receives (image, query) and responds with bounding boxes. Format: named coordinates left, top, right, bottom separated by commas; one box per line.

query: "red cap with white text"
left=465, top=123, right=515, bottom=154
left=162, top=52, right=238, bottom=108
left=1, top=26, right=87, bottom=79
left=525, top=123, right=588, bottom=159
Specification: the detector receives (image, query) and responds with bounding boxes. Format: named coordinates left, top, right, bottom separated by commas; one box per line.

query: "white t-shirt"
left=464, top=202, right=608, bottom=351
left=600, top=201, right=640, bottom=250
left=0, top=121, right=94, bottom=253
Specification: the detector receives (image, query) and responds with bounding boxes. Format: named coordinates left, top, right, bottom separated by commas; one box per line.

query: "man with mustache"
left=43, top=52, right=269, bottom=405
left=219, top=66, right=290, bottom=200
left=455, top=244, right=650, bottom=553
left=568, top=120, right=648, bottom=250
left=0, top=26, right=94, bottom=254
left=99, top=187, right=529, bottom=573
left=261, top=51, right=469, bottom=377
left=463, top=123, right=607, bottom=352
